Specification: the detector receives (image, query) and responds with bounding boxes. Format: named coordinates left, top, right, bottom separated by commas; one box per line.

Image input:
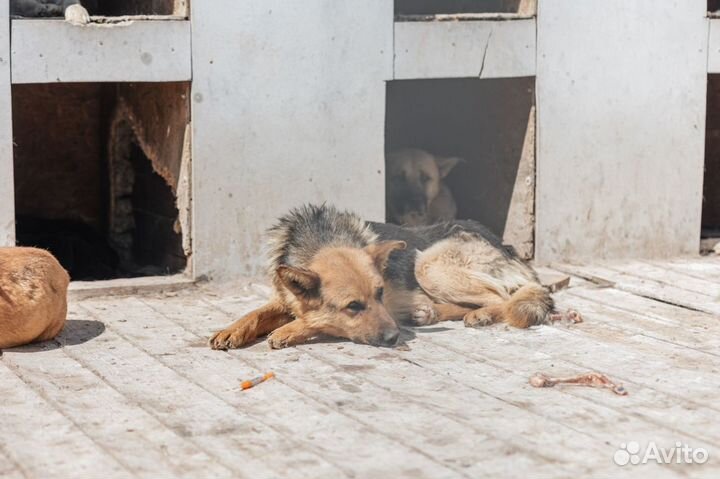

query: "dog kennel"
left=0, top=0, right=715, bottom=283
left=1, top=0, right=192, bottom=282
left=12, top=82, right=190, bottom=280
left=386, top=77, right=535, bottom=258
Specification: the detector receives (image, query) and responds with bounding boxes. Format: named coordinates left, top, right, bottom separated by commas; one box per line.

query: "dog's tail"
left=500, top=283, right=554, bottom=328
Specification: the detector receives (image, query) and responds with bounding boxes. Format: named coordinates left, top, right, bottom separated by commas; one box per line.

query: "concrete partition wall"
left=0, top=0, right=13, bottom=246
left=536, top=0, right=708, bottom=262
left=191, top=1, right=393, bottom=278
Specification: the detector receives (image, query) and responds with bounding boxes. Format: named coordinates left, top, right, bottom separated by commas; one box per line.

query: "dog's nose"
left=380, top=329, right=400, bottom=346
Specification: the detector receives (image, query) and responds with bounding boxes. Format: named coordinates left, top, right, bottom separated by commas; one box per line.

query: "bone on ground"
left=529, top=372, right=628, bottom=396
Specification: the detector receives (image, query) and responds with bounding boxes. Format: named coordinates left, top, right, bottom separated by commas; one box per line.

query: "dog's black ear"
left=436, top=156, right=462, bottom=178
left=365, top=241, right=407, bottom=273
left=277, top=265, right=320, bottom=299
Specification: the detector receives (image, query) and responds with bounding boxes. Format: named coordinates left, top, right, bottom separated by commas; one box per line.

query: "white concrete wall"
left=536, top=0, right=708, bottom=262
left=1, top=1, right=714, bottom=277
left=191, top=1, right=393, bottom=278
left=0, top=0, right=13, bottom=246
left=394, top=19, right=535, bottom=80
left=12, top=19, right=191, bottom=84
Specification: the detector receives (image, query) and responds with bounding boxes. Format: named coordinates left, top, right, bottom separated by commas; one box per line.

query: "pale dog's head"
left=386, top=148, right=461, bottom=226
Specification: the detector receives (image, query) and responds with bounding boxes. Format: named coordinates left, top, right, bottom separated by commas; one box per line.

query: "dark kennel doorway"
left=12, top=82, right=191, bottom=281
left=385, top=77, right=536, bottom=259
left=394, top=0, right=535, bottom=16
left=703, top=75, right=720, bottom=253
left=79, top=0, right=187, bottom=17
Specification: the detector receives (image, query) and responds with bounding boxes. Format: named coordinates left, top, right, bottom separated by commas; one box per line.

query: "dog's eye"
left=420, top=173, right=431, bottom=184
left=375, top=288, right=384, bottom=302
left=346, top=301, right=366, bottom=313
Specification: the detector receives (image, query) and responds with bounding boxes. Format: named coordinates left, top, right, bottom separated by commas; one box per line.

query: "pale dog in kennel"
left=386, top=148, right=462, bottom=226
left=11, top=0, right=91, bottom=25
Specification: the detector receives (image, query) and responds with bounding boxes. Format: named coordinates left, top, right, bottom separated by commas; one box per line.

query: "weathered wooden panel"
left=0, top=0, right=13, bottom=246
left=394, top=19, right=535, bottom=79
left=11, top=19, right=191, bottom=84
left=535, top=0, right=707, bottom=262
left=3, top=258, right=720, bottom=478
left=12, top=84, right=110, bottom=228
left=191, top=1, right=393, bottom=278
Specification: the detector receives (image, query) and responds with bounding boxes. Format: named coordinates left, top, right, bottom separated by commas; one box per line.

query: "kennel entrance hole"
left=83, top=0, right=187, bottom=17
left=385, top=77, right=536, bottom=259
left=703, top=75, right=720, bottom=252
left=394, top=0, right=535, bottom=16
left=12, top=82, right=190, bottom=281
left=109, top=132, right=186, bottom=276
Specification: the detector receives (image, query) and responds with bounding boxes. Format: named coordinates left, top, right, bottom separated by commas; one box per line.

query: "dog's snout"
left=404, top=194, right=427, bottom=215
left=380, top=329, right=400, bottom=347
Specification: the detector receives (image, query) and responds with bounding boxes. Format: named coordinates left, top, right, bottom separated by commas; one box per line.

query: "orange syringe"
left=241, top=372, right=275, bottom=390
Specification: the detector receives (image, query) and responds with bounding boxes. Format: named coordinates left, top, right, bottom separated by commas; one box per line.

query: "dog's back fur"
left=267, top=204, right=378, bottom=275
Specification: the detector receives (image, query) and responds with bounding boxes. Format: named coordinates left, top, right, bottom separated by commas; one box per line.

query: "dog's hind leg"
left=463, top=305, right=504, bottom=328
left=411, top=302, right=475, bottom=325
left=415, top=238, right=552, bottom=328
left=385, top=286, right=472, bottom=325
left=209, top=300, right=292, bottom=350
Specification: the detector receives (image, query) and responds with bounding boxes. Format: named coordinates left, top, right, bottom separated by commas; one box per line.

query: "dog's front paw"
left=65, top=4, right=90, bottom=25
left=411, top=304, right=438, bottom=326
left=463, top=309, right=496, bottom=328
left=209, top=326, right=255, bottom=350
left=267, top=330, right=295, bottom=349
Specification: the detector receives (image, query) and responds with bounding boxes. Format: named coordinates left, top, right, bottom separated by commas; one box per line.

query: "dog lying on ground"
left=210, top=204, right=576, bottom=350
left=0, top=247, right=69, bottom=349
left=11, top=0, right=91, bottom=25
left=386, top=148, right=461, bottom=226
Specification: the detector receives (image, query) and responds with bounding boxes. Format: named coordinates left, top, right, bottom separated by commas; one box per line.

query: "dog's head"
left=276, top=241, right=406, bottom=347
left=386, top=149, right=461, bottom=226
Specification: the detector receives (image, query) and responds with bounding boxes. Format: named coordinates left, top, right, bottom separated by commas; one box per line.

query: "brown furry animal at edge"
left=209, top=205, right=558, bottom=350
left=0, top=247, right=70, bottom=349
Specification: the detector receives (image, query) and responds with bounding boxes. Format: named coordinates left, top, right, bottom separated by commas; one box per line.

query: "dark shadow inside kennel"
left=710, top=1, right=720, bottom=13
left=394, top=0, right=535, bottom=16
left=11, top=0, right=186, bottom=18
left=88, top=0, right=186, bottom=17
left=12, top=82, right=190, bottom=280
left=385, top=77, right=536, bottom=259
left=703, top=75, right=720, bottom=252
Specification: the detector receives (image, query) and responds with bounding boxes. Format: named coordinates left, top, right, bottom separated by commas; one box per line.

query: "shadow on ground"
left=2, top=320, right=106, bottom=354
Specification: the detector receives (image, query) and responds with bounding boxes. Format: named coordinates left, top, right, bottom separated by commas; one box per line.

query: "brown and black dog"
left=210, top=205, right=576, bottom=350
left=0, top=247, right=69, bottom=349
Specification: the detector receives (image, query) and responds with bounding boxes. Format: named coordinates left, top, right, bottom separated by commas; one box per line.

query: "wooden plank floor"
left=2, top=258, right=720, bottom=478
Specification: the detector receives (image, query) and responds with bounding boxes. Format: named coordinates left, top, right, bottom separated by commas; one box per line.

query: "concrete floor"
left=1, top=258, right=719, bottom=478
